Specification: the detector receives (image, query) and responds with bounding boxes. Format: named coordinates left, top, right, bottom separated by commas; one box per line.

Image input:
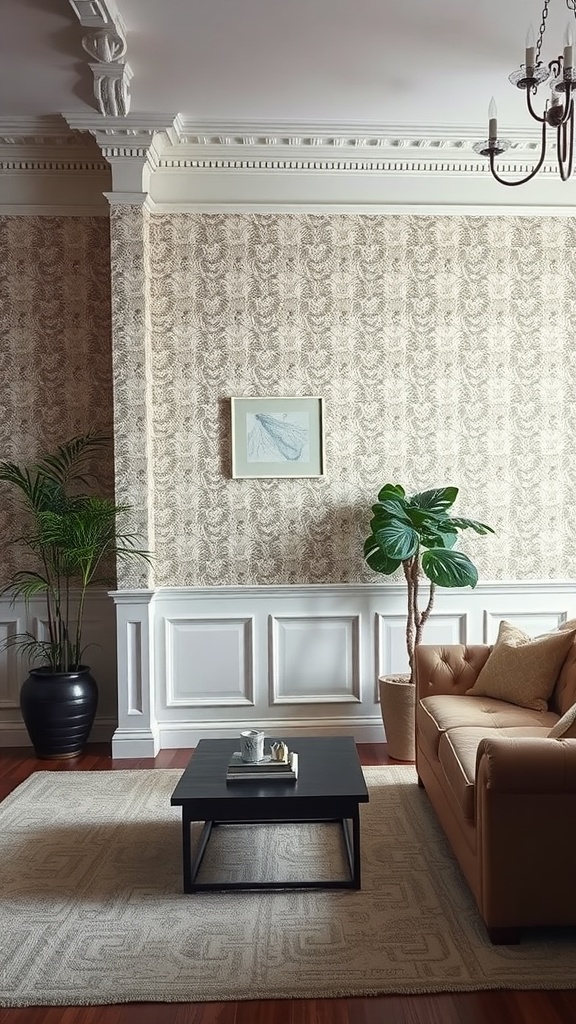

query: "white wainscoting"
left=110, top=582, right=576, bottom=758
left=0, top=591, right=118, bottom=748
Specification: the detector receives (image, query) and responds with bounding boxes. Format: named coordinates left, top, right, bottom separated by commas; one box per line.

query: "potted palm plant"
left=0, top=432, right=150, bottom=759
left=363, top=484, right=493, bottom=760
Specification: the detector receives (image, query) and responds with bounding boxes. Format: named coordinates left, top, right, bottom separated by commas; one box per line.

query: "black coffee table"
left=170, top=735, right=369, bottom=893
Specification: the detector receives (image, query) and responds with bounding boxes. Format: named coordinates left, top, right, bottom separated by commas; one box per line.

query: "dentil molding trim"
left=144, top=118, right=576, bottom=214
left=3, top=115, right=576, bottom=214
left=160, top=116, right=554, bottom=163
left=0, top=117, right=111, bottom=214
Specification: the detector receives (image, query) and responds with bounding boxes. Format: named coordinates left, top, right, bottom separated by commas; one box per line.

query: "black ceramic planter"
left=19, top=667, right=98, bottom=759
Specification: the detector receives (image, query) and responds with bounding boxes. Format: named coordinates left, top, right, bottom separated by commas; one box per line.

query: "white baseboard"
left=155, top=715, right=386, bottom=750
left=111, top=726, right=160, bottom=758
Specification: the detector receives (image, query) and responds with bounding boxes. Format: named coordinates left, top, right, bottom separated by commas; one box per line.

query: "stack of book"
left=226, top=750, right=298, bottom=782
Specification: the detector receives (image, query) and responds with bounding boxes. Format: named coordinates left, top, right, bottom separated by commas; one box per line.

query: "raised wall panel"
left=110, top=582, right=576, bottom=754
left=34, top=617, right=49, bottom=642
left=126, top=620, right=143, bottom=714
left=375, top=612, right=467, bottom=700
left=484, top=610, right=567, bottom=643
left=0, top=619, right=20, bottom=708
left=270, top=615, right=360, bottom=704
left=165, top=617, right=254, bottom=707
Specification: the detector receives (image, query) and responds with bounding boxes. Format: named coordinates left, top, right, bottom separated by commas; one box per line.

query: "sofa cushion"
left=548, top=702, right=576, bottom=739
left=438, top=726, right=552, bottom=819
left=418, top=694, right=558, bottom=757
left=552, top=620, right=576, bottom=715
left=464, top=620, right=576, bottom=711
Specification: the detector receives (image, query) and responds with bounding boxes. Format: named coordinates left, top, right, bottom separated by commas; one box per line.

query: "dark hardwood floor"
left=1, top=743, right=575, bottom=1024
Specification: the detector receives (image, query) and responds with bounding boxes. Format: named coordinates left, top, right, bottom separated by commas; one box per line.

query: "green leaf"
left=421, top=548, right=479, bottom=589
left=33, top=431, right=111, bottom=487
left=374, top=523, right=419, bottom=561
left=0, top=432, right=151, bottom=672
left=409, top=487, right=459, bottom=514
left=448, top=516, right=495, bottom=535
left=363, top=537, right=402, bottom=576
left=420, top=528, right=458, bottom=551
left=377, top=483, right=405, bottom=503
left=372, top=498, right=412, bottom=523
left=404, top=507, right=438, bottom=528
left=2, top=572, right=50, bottom=604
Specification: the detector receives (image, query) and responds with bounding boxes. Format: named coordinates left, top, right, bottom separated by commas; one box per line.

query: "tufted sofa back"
left=414, top=645, right=492, bottom=700
left=415, top=627, right=576, bottom=715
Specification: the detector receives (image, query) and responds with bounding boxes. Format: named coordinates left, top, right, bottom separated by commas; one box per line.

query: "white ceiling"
left=2, top=0, right=574, bottom=136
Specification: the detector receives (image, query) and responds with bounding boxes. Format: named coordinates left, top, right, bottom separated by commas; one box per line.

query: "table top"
left=170, top=735, right=369, bottom=806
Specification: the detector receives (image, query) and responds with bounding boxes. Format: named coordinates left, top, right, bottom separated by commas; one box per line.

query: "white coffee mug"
left=240, top=729, right=265, bottom=763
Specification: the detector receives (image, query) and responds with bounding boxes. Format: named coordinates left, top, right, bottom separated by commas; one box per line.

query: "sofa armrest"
left=476, top=735, right=576, bottom=792
left=474, top=735, right=576, bottom=929
left=414, top=644, right=491, bottom=701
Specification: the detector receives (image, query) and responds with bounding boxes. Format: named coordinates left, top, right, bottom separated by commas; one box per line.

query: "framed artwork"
left=231, top=396, right=325, bottom=479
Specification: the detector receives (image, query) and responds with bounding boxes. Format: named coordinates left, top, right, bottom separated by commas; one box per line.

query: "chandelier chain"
left=476, top=0, right=576, bottom=184
left=535, top=0, right=551, bottom=64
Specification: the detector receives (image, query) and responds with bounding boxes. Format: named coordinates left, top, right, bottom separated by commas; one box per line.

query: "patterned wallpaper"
left=5, top=212, right=576, bottom=589
left=0, top=216, right=114, bottom=587
left=110, top=211, right=576, bottom=587
left=109, top=205, right=154, bottom=588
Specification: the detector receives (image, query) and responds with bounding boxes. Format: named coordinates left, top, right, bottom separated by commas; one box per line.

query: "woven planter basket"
left=378, top=674, right=416, bottom=761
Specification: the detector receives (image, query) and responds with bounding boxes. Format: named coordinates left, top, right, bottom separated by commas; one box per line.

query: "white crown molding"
left=0, top=158, right=108, bottom=173
left=138, top=116, right=576, bottom=213
left=0, top=117, right=87, bottom=146
left=3, top=114, right=576, bottom=215
left=0, top=117, right=103, bottom=155
left=0, top=116, right=111, bottom=214
left=153, top=154, right=564, bottom=177
left=63, top=113, right=178, bottom=161
left=166, top=116, right=549, bottom=156
left=64, top=112, right=178, bottom=130
left=154, top=117, right=562, bottom=181
left=62, top=112, right=179, bottom=192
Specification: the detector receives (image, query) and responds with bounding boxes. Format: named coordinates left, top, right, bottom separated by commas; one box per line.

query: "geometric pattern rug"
left=1, top=766, right=576, bottom=1007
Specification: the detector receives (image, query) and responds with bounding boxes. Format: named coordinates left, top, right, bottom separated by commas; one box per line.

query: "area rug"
left=1, top=766, right=576, bottom=1007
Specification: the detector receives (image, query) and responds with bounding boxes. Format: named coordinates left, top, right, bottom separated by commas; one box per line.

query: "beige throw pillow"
left=548, top=702, right=576, bottom=739
left=465, top=620, right=576, bottom=711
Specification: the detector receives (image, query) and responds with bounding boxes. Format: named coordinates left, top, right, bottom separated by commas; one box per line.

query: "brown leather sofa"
left=414, top=639, right=576, bottom=944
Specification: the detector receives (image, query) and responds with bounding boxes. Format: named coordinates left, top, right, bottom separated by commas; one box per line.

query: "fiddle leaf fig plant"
left=364, top=484, right=494, bottom=680
left=0, top=431, right=151, bottom=673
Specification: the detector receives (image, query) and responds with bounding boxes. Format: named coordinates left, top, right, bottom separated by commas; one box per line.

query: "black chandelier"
left=474, top=0, right=576, bottom=184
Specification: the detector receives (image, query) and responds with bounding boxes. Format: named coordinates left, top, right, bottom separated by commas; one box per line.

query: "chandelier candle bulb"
left=564, top=24, right=573, bottom=70
left=488, top=97, right=498, bottom=143
left=474, top=0, right=576, bottom=184
left=525, top=24, right=536, bottom=70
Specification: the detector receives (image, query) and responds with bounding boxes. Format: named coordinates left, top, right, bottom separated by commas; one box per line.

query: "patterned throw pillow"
left=548, top=702, right=576, bottom=739
left=465, top=620, right=576, bottom=712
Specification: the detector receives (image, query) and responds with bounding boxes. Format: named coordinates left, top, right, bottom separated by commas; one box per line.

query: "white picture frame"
left=231, top=396, right=325, bottom=479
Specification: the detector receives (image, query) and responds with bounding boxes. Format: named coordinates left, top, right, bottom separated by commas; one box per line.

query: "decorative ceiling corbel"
left=68, top=0, right=133, bottom=116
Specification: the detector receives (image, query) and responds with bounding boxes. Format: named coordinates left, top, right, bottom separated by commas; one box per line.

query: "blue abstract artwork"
left=246, top=412, right=311, bottom=464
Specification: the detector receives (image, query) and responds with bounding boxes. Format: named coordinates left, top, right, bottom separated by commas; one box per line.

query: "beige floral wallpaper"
left=0, top=215, right=114, bottom=587
left=4, top=211, right=576, bottom=590
left=109, top=211, right=576, bottom=587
